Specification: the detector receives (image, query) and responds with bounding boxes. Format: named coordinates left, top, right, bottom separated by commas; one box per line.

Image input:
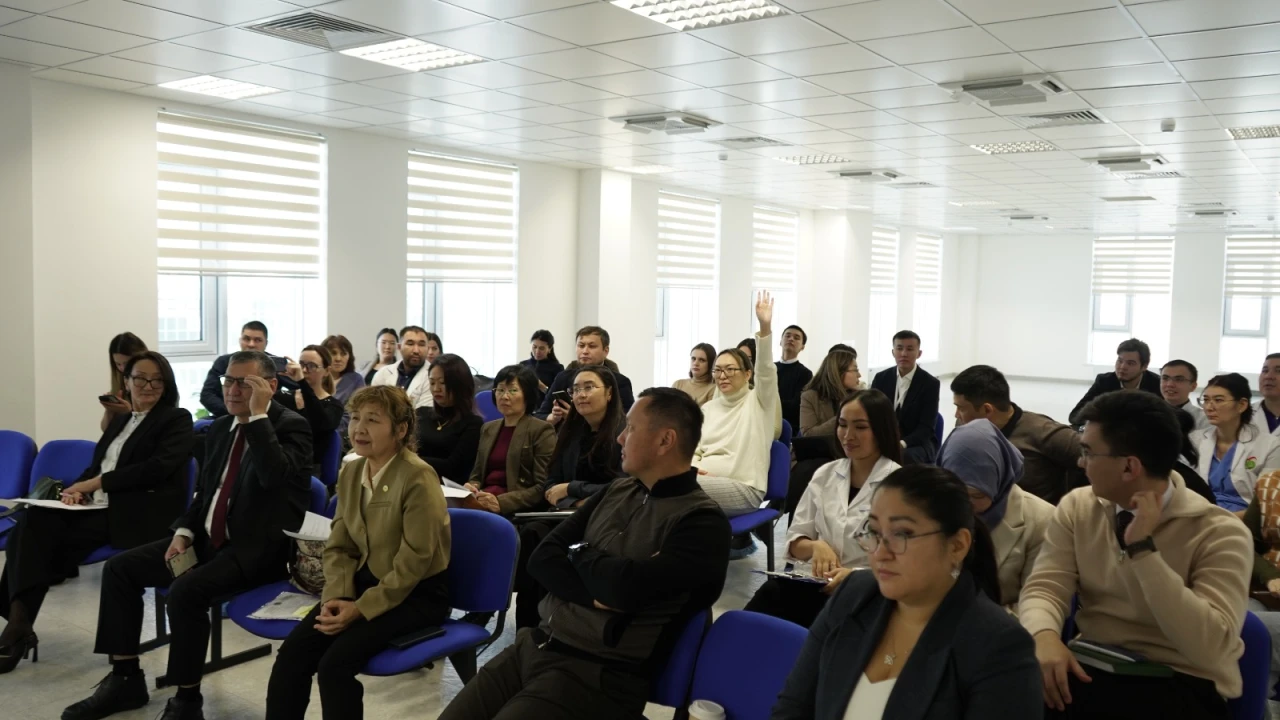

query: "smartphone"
left=272, top=356, right=289, bottom=373
left=99, top=394, right=124, bottom=404
left=551, top=389, right=571, bottom=405
left=167, top=545, right=198, bottom=579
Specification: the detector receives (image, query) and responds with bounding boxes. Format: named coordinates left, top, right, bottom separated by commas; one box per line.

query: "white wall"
left=0, top=63, right=36, bottom=437
left=516, top=161, right=578, bottom=364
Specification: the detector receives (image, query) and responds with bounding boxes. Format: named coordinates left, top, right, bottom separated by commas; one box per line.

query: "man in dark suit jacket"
left=871, top=330, right=941, bottom=464
left=533, top=326, right=634, bottom=424
left=1067, top=337, right=1162, bottom=426
left=198, top=320, right=296, bottom=417
left=64, top=350, right=311, bottom=720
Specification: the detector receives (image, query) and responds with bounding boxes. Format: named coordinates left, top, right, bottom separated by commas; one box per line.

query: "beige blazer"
left=323, top=448, right=450, bottom=620
left=467, top=414, right=557, bottom=516
left=799, top=389, right=839, bottom=437
left=991, top=485, right=1054, bottom=610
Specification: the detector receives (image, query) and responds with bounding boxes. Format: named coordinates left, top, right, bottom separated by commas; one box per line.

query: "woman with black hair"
left=466, top=365, right=556, bottom=516
left=772, top=465, right=1041, bottom=719
left=1194, top=373, right=1280, bottom=512
left=0, top=351, right=193, bottom=673
left=521, top=329, right=563, bottom=392
left=415, top=353, right=483, bottom=484
left=360, top=328, right=399, bottom=386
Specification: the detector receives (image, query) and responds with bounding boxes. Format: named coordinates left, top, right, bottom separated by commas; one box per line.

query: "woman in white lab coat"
left=743, top=388, right=902, bottom=628
left=1195, top=372, right=1280, bottom=513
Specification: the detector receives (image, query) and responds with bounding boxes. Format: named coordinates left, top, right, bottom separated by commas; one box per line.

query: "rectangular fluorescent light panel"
left=159, top=75, right=278, bottom=99
left=776, top=154, right=850, bottom=165
left=1228, top=126, right=1280, bottom=140
left=970, top=140, right=1057, bottom=154
left=614, top=165, right=674, bottom=175
left=948, top=200, right=999, bottom=207
left=340, top=38, right=483, bottom=71
left=611, top=0, right=785, bottom=31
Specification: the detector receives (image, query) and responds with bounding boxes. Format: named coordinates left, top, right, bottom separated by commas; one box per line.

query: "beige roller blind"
left=156, top=111, right=325, bottom=278
left=914, top=233, right=942, bottom=294
left=752, top=206, right=798, bottom=291
left=658, top=191, right=719, bottom=289
left=871, top=226, right=900, bottom=294
left=1091, top=236, right=1174, bottom=295
left=1224, top=235, right=1280, bottom=296
left=407, top=151, right=517, bottom=282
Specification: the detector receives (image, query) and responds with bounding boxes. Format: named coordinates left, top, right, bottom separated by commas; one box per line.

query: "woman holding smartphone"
left=100, top=332, right=147, bottom=431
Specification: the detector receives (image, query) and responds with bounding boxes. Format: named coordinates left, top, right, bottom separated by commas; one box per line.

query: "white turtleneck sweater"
left=694, top=332, right=779, bottom=492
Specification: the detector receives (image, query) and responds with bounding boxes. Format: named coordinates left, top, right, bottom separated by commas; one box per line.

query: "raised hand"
left=755, top=290, right=774, bottom=333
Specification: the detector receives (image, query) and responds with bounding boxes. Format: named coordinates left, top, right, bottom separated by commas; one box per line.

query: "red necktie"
left=209, top=427, right=246, bottom=549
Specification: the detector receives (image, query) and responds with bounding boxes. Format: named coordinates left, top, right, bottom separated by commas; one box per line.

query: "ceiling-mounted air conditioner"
left=610, top=112, right=721, bottom=135
left=835, top=169, right=900, bottom=183
left=941, top=75, right=1070, bottom=108
left=1095, top=155, right=1168, bottom=172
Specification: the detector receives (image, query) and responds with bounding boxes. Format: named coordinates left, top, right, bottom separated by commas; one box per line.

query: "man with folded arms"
left=1020, top=390, right=1251, bottom=719
left=439, top=387, right=730, bottom=719
left=63, top=351, right=312, bottom=720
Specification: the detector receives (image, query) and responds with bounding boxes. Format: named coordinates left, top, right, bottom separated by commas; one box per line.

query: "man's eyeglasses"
left=711, top=367, right=743, bottom=378
left=854, top=528, right=945, bottom=555
left=221, top=375, right=254, bottom=389
left=569, top=384, right=600, bottom=398
left=129, top=376, right=165, bottom=390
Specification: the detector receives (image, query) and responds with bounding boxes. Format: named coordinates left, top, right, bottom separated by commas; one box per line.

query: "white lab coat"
left=370, top=361, right=434, bottom=410
left=1194, top=423, right=1280, bottom=504
left=1250, top=401, right=1280, bottom=440
left=786, top=455, right=901, bottom=571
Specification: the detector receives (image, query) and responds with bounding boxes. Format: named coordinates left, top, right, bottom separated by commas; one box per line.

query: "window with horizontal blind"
left=868, top=227, right=900, bottom=368
left=1090, top=236, right=1175, bottom=296
left=1224, top=235, right=1280, bottom=297
left=407, top=151, right=517, bottom=283
left=1219, top=235, right=1280, bottom=373
left=752, top=207, right=797, bottom=291
left=1088, top=236, right=1173, bottom=366
left=913, top=233, right=943, bottom=361
left=657, top=191, right=718, bottom=289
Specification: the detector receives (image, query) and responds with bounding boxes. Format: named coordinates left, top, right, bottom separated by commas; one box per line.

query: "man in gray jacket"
left=439, top=387, right=731, bottom=720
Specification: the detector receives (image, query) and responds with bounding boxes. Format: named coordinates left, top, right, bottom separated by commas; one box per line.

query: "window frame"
left=1223, top=296, right=1271, bottom=338
left=158, top=274, right=223, bottom=359
left=1091, top=292, right=1133, bottom=333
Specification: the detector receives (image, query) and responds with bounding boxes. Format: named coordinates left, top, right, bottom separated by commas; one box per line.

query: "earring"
left=950, top=566, right=961, bottom=580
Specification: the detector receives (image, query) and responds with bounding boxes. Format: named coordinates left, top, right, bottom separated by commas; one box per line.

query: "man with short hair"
left=64, top=351, right=312, bottom=720
left=1068, top=338, right=1161, bottom=426
left=1020, top=390, right=1251, bottom=720
left=199, top=321, right=296, bottom=417
left=1252, top=353, right=1280, bottom=439
left=1161, top=359, right=1209, bottom=431
left=533, top=326, right=635, bottom=425
left=776, top=325, right=813, bottom=433
left=439, top=387, right=730, bottom=720
left=951, top=364, right=1085, bottom=504
left=370, top=325, right=434, bottom=409
left=870, top=330, right=940, bottom=464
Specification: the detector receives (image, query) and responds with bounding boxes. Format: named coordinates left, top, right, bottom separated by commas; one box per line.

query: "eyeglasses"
left=569, top=384, right=600, bottom=398
left=300, top=362, right=322, bottom=372
left=1197, top=396, right=1235, bottom=408
left=493, top=388, right=520, bottom=398
left=711, top=367, right=743, bottom=378
left=854, top=528, right=945, bottom=555
left=1079, top=448, right=1126, bottom=462
left=129, top=376, right=165, bottom=389
left=221, top=375, right=253, bottom=389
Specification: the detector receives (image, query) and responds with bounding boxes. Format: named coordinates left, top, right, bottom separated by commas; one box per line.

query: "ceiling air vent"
left=611, top=112, right=720, bottom=135
left=1189, top=209, right=1238, bottom=218
left=244, top=12, right=399, bottom=51
left=714, top=136, right=788, bottom=150
left=1008, top=110, right=1105, bottom=129
left=1102, top=196, right=1157, bottom=202
left=1096, top=155, right=1168, bottom=172
left=1117, top=170, right=1183, bottom=180
left=941, top=75, right=1070, bottom=108
left=836, top=169, right=900, bottom=183
left=1181, top=202, right=1224, bottom=208
left=1009, top=214, right=1048, bottom=221
left=889, top=181, right=936, bottom=189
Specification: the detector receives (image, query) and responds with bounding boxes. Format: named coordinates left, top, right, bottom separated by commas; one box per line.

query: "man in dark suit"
left=198, top=321, right=296, bottom=417
left=1067, top=337, right=1162, bottom=426
left=871, top=330, right=940, bottom=464
left=63, top=350, right=312, bottom=720
left=533, top=326, right=634, bottom=425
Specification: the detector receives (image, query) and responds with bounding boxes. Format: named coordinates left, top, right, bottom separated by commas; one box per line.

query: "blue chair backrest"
left=689, top=610, right=808, bottom=720
left=475, top=390, right=501, bottom=423
left=1232, top=611, right=1270, bottom=720
left=765, top=441, right=789, bottom=502
left=30, top=439, right=97, bottom=491
left=779, top=419, right=793, bottom=446
left=934, top=413, right=944, bottom=447
left=309, top=477, right=327, bottom=516
left=193, top=417, right=215, bottom=432
left=446, top=508, right=518, bottom=613
left=0, top=430, right=37, bottom=500
left=651, top=609, right=710, bottom=708
left=325, top=494, right=338, bottom=519
left=321, top=429, right=342, bottom=488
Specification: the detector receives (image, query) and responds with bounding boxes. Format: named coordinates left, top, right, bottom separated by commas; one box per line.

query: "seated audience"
left=0, top=352, right=192, bottom=674
left=266, top=386, right=450, bottom=720
left=799, top=348, right=859, bottom=437
left=772, top=466, right=1041, bottom=719
left=1021, top=390, right=1252, bottom=719
left=1252, top=354, right=1280, bottom=439
left=520, top=329, right=563, bottom=392
left=423, top=332, right=443, bottom=365
left=100, top=332, right=147, bottom=431
left=1239, top=469, right=1280, bottom=695
left=439, top=388, right=731, bottom=720
left=322, top=334, right=366, bottom=408
left=937, top=419, right=1053, bottom=611
left=871, top=330, right=941, bottom=464
left=952, top=364, right=1086, bottom=504
left=534, top=326, right=635, bottom=424
left=747, top=389, right=902, bottom=628
left=415, top=353, right=483, bottom=484
left=672, top=342, right=716, bottom=406
left=286, top=345, right=345, bottom=480
left=736, top=337, right=756, bottom=366
left=1162, top=359, right=1209, bottom=431
left=1194, top=373, right=1280, bottom=513
left=370, top=326, right=433, bottom=409
left=1067, top=337, right=1161, bottom=426
left=1173, top=408, right=1217, bottom=505
left=62, top=350, right=311, bottom=720
left=359, top=328, right=398, bottom=387
left=695, top=293, right=780, bottom=516
left=776, top=324, right=813, bottom=433
left=200, top=320, right=296, bottom=418
left=466, top=365, right=557, bottom=516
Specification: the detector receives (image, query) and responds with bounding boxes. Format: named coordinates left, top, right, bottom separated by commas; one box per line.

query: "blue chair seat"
left=729, top=508, right=780, bottom=536
left=225, top=580, right=316, bottom=641
left=82, top=544, right=125, bottom=564
left=363, top=620, right=493, bottom=676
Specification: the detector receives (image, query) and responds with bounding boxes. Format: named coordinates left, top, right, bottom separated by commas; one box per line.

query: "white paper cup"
left=688, top=699, right=726, bottom=720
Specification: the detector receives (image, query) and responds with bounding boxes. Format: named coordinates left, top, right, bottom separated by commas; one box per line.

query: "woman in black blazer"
left=772, top=465, right=1042, bottom=720
left=0, top=351, right=192, bottom=673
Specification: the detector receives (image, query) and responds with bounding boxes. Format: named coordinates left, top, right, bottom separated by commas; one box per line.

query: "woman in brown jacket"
left=467, top=365, right=557, bottom=516
left=799, top=348, right=860, bottom=437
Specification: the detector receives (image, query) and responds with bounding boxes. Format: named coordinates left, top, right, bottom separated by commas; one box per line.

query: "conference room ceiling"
left=2, top=0, right=1279, bottom=236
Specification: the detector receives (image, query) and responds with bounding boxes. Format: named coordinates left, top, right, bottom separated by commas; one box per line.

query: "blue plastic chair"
left=779, top=419, right=793, bottom=446
left=1232, top=611, right=1269, bottom=720
left=727, top=441, right=790, bottom=572
left=193, top=418, right=215, bottom=432
left=321, top=430, right=342, bottom=490
left=475, top=390, right=501, bottom=423
left=325, top=494, right=338, bottom=519
left=934, top=413, right=944, bottom=448
left=82, top=458, right=198, bottom=566
left=686, top=611, right=808, bottom=720
left=0, top=430, right=38, bottom=548
left=650, top=609, right=711, bottom=710
left=309, top=477, right=327, bottom=516
left=30, top=439, right=97, bottom=489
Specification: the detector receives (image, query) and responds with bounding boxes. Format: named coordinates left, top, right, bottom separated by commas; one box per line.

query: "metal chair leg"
left=138, top=590, right=169, bottom=653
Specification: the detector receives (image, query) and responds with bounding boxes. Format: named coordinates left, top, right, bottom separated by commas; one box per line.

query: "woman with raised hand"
left=673, top=343, right=717, bottom=406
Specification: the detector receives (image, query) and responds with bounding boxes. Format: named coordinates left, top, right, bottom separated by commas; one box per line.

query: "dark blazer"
left=542, top=416, right=626, bottom=507
left=81, top=405, right=194, bottom=549
left=1068, top=369, right=1161, bottom=426
left=521, top=356, right=564, bottom=390
left=174, top=401, right=312, bottom=581
left=467, top=415, right=557, bottom=516
left=772, top=570, right=1042, bottom=720
left=871, top=366, right=941, bottom=454
left=533, top=363, right=635, bottom=420
left=200, top=353, right=298, bottom=417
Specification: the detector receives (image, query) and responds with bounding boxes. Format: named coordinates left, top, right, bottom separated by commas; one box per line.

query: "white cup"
left=688, top=699, right=726, bottom=720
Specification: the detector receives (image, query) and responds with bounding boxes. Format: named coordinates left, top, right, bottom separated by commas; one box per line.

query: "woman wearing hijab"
left=937, top=419, right=1054, bottom=611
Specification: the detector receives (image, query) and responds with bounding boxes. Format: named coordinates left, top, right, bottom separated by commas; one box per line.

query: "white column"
left=808, top=209, right=850, bottom=356
left=846, top=211, right=874, bottom=357
left=0, top=64, right=35, bottom=436
left=1169, top=232, right=1226, bottom=376
left=628, top=179, right=657, bottom=388
left=516, top=162, right=579, bottom=357
left=939, top=234, right=979, bottom=375
left=718, top=196, right=754, bottom=349
left=897, top=225, right=918, bottom=338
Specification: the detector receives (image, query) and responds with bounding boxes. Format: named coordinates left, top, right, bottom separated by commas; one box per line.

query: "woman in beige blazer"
left=266, top=385, right=451, bottom=720
left=466, top=365, right=557, bottom=517
left=938, top=418, right=1053, bottom=611
left=798, top=348, right=860, bottom=437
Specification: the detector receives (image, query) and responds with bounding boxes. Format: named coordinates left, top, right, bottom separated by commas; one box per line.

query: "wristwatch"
left=1124, top=536, right=1156, bottom=559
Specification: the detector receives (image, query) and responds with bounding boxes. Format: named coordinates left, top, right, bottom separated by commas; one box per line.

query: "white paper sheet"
left=284, top=511, right=332, bottom=541
left=0, top=498, right=108, bottom=511
left=249, top=591, right=319, bottom=621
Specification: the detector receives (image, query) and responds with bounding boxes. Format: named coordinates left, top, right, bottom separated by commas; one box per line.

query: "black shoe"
left=0, top=630, right=37, bottom=674
left=157, top=696, right=204, bottom=720
left=61, top=671, right=150, bottom=720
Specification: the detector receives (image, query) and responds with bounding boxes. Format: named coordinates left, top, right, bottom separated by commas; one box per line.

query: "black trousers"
left=0, top=507, right=109, bottom=623
left=265, top=567, right=450, bottom=720
left=513, top=520, right=556, bottom=630
left=93, top=536, right=262, bottom=686
left=744, top=577, right=830, bottom=629
left=438, top=629, right=650, bottom=720
left=1045, top=666, right=1227, bottom=720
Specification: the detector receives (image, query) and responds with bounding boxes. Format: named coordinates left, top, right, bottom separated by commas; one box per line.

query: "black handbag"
left=0, top=476, right=66, bottom=521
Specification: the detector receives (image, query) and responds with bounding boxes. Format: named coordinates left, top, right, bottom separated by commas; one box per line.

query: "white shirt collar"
left=897, top=365, right=918, bottom=382
left=778, top=357, right=800, bottom=364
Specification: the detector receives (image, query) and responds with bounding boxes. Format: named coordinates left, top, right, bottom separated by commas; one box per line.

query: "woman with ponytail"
left=772, top=465, right=1041, bottom=720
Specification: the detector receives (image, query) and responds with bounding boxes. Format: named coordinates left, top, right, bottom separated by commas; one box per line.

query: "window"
left=867, top=227, right=900, bottom=369
left=405, top=152, right=518, bottom=377
left=1087, top=236, right=1173, bottom=366
left=156, top=112, right=327, bottom=414
left=750, top=207, right=799, bottom=337
left=654, top=191, right=719, bottom=387
left=1219, top=235, right=1280, bottom=372
left=912, top=233, right=943, bottom=362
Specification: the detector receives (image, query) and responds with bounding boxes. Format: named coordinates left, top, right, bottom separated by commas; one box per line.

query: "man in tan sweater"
left=1019, top=390, right=1252, bottom=720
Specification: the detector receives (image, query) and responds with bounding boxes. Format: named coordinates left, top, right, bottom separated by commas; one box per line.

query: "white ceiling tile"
left=218, top=63, right=340, bottom=91
left=1020, top=39, right=1162, bottom=72
left=889, top=103, right=992, bottom=122
left=434, top=1, right=594, bottom=20
left=805, top=0, right=969, bottom=42
left=1113, top=115, right=1221, bottom=133
left=0, top=7, right=30, bottom=26
left=807, top=66, right=930, bottom=94
left=850, top=85, right=955, bottom=109
left=659, top=58, right=789, bottom=86
left=918, top=117, right=1019, bottom=134
left=436, top=89, right=544, bottom=111
left=776, top=0, right=878, bottom=11
left=419, top=22, right=574, bottom=60
left=719, top=78, right=831, bottom=103
left=60, top=55, right=194, bottom=84
left=275, top=53, right=408, bottom=83
left=497, top=105, right=596, bottom=124
left=505, top=48, right=640, bottom=79
left=291, top=113, right=368, bottom=129
left=983, top=9, right=1140, bottom=51
left=771, top=129, right=858, bottom=145
left=1173, top=52, right=1280, bottom=82
left=0, top=35, right=92, bottom=66
left=705, top=104, right=790, bottom=123
left=244, top=91, right=357, bottom=114
left=385, top=119, right=473, bottom=135
left=174, top=28, right=327, bottom=63
left=507, top=2, right=670, bottom=45
left=113, top=43, right=256, bottom=74
left=375, top=98, right=475, bottom=118
left=945, top=0, right=1115, bottom=24
left=875, top=135, right=962, bottom=150
left=321, top=106, right=419, bottom=125
left=0, top=0, right=78, bottom=11
left=0, top=15, right=151, bottom=54
left=49, top=0, right=218, bottom=40
left=550, top=134, right=629, bottom=149
left=592, top=33, right=736, bottom=68
left=1097, top=100, right=1210, bottom=122
left=1153, top=24, right=1280, bottom=61
left=949, top=129, right=1044, bottom=144
left=734, top=117, right=830, bottom=134
left=814, top=110, right=907, bottom=129
left=424, top=62, right=557, bottom=89
left=498, top=123, right=584, bottom=140
left=1129, top=0, right=1280, bottom=36
left=503, top=80, right=615, bottom=104
left=763, top=95, right=874, bottom=116
left=320, top=0, right=488, bottom=36
left=125, top=0, right=298, bottom=25
left=1205, top=94, right=1280, bottom=115
left=219, top=99, right=310, bottom=118
left=904, top=53, right=1043, bottom=84
left=633, top=88, right=745, bottom=110
left=1054, top=63, right=1181, bottom=90
left=1133, top=129, right=1234, bottom=146
left=861, top=27, right=1007, bottom=65
left=850, top=123, right=937, bottom=140
left=1032, top=123, right=1130, bottom=139
left=443, top=113, right=535, bottom=130
left=491, top=139, right=573, bottom=153
left=1077, top=83, right=1196, bottom=107
left=33, top=67, right=143, bottom=90
left=128, top=84, right=225, bottom=104
left=752, top=44, right=889, bottom=76
left=688, top=14, right=846, bottom=55
left=361, top=73, right=479, bottom=98
left=301, top=82, right=415, bottom=105
left=576, top=69, right=698, bottom=96
left=560, top=96, right=667, bottom=117
left=1192, top=77, right=1280, bottom=100
left=553, top=117, right=625, bottom=134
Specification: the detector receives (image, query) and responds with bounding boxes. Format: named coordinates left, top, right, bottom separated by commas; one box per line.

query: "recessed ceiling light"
left=1228, top=126, right=1280, bottom=140
left=948, top=200, right=999, bottom=207
left=340, top=38, right=482, bottom=71
left=776, top=154, right=850, bottom=165
left=158, top=75, right=278, bottom=99
left=970, top=140, right=1057, bottom=154
left=613, top=165, right=675, bottom=175
left=611, top=0, right=785, bottom=31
